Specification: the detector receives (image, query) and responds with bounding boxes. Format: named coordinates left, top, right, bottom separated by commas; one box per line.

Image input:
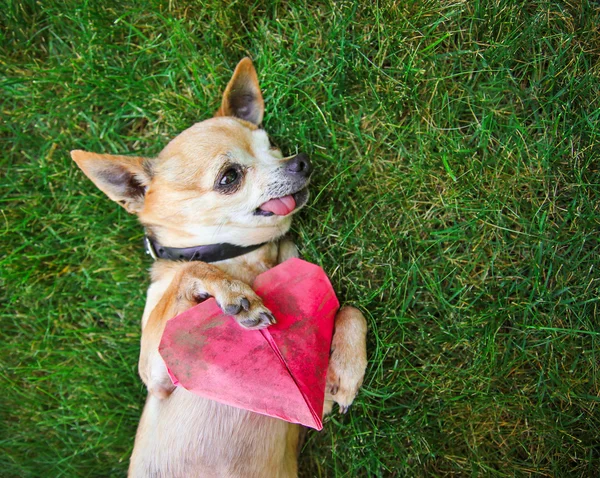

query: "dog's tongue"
left=259, top=195, right=296, bottom=216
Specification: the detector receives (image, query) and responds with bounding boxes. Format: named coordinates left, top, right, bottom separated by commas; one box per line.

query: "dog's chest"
left=213, top=242, right=280, bottom=284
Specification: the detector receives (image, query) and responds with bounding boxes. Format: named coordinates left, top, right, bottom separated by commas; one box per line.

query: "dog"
left=71, top=58, right=367, bottom=477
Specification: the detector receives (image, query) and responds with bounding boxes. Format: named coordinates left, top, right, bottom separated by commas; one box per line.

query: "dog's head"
left=71, top=58, right=311, bottom=247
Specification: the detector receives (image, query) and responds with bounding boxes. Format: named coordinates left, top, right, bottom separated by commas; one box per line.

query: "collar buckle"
left=144, top=236, right=159, bottom=261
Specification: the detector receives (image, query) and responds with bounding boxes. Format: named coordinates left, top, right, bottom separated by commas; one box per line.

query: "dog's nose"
left=285, top=153, right=312, bottom=177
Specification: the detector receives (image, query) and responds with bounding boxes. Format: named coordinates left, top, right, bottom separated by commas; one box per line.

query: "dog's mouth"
left=254, top=188, right=309, bottom=217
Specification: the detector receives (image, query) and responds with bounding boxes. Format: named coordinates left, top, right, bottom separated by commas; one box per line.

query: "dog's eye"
left=219, top=168, right=239, bottom=186
left=215, top=164, right=244, bottom=194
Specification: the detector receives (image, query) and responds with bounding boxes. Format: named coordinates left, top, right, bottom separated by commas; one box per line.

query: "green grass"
left=2, top=0, right=600, bottom=476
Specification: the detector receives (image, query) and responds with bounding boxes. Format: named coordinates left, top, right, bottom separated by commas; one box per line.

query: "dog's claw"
left=223, top=303, right=243, bottom=315
left=211, top=280, right=274, bottom=330
left=240, top=316, right=262, bottom=328
left=261, top=312, right=277, bottom=325
left=339, top=404, right=349, bottom=414
left=194, top=292, right=210, bottom=303
left=238, top=311, right=274, bottom=329
left=240, top=297, right=250, bottom=311
left=239, top=318, right=255, bottom=327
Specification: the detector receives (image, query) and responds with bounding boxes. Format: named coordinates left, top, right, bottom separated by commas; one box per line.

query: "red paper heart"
left=159, top=258, right=339, bottom=429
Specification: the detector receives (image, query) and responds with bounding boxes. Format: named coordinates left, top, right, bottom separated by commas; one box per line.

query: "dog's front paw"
left=325, top=307, right=368, bottom=414
left=210, top=280, right=275, bottom=330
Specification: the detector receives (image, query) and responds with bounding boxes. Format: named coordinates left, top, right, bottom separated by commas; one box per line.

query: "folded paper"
left=159, top=258, right=339, bottom=429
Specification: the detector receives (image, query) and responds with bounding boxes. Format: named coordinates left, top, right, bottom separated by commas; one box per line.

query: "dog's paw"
left=325, top=307, right=368, bottom=414
left=326, top=347, right=366, bottom=414
left=211, top=280, right=275, bottom=330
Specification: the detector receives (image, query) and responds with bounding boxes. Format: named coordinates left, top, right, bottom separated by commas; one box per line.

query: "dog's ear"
left=215, top=57, right=264, bottom=125
left=71, top=150, right=152, bottom=214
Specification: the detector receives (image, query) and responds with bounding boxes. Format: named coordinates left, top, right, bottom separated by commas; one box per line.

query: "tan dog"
left=72, top=58, right=367, bottom=478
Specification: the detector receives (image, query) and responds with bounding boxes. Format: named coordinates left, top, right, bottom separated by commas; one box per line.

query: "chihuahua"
left=72, top=58, right=367, bottom=478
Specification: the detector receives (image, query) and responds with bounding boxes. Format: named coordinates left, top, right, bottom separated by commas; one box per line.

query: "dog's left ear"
left=215, top=57, right=264, bottom=126
left=71, top=150, right=152, bottom=214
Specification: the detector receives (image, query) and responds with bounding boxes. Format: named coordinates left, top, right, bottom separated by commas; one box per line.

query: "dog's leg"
left=277, top=237, right=299, bottom=263
left=323, top=306, right=368, bottom=415
left=139, top=261, right=275, bottom=399
left=274, top=240, right=368, bottom=415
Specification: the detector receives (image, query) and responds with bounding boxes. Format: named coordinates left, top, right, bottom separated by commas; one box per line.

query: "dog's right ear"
left=71, top=150, right=152, bottom=214
left=215, top=57, right=264, bottom=126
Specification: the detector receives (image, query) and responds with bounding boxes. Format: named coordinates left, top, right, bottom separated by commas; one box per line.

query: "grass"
left=2, top=0, right=600, bottom=476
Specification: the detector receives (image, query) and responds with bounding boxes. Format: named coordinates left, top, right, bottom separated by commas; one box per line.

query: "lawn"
left=2, top=0, right=600, bottom=476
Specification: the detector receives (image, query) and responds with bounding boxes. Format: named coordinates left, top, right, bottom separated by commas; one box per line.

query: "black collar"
left=144, top=236, right=267, bottom=263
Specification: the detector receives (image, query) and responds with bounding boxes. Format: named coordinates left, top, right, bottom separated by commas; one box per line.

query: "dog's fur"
left=72, top=58, right=367, bottom=478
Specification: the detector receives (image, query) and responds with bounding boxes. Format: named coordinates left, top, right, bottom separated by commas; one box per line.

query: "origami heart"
left=159, top=258, right=339, bottom=429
